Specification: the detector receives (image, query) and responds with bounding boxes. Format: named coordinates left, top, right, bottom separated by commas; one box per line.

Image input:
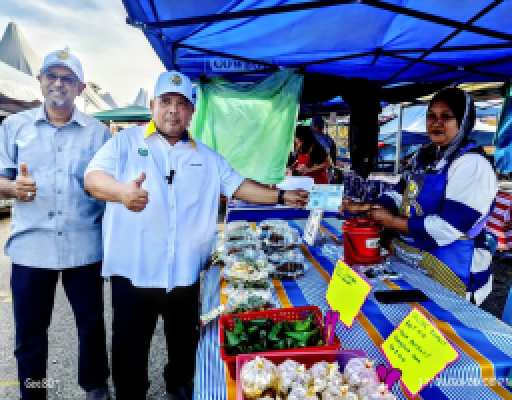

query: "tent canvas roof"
left=123, top=1, right=512, bottom=87
left=0, top=22, right=40, bottom=76
left=132, top=88, right=149, bottom=107
left=0, top=60, right=41, bottom=102
left=0, top=22, right=110, bottom=114
left=94, top=105, right=151, bottom=122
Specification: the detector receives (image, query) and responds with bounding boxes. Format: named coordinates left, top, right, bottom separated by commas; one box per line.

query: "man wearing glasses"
left=0, top=49, right=110, bottom=400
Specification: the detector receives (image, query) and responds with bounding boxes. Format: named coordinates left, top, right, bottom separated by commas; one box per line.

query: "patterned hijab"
left=406, top=87, right=476, bottom=173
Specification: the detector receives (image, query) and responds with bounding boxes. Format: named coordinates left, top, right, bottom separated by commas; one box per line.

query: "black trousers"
left=110, top=276, right=200, bottom=400
left=11, top=263, right=109, bottom=400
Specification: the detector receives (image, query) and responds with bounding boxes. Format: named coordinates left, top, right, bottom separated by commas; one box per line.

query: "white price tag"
left=304, top=209, right=323, bottom=246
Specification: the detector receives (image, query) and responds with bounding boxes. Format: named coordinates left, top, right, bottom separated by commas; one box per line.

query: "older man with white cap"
left=0, top=49, right=111, bottom=400
left=84, top=70, right=308, bottom=400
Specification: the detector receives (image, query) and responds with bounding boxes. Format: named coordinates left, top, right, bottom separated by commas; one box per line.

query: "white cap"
left=40, top=48, right=84, bottom=83
left=154, top=70, right=193, bottom=104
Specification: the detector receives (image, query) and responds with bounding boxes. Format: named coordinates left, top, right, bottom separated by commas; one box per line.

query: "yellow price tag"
left=381, top=308, right=459, bottom=397
left=325, top=260, right=372, bottom=327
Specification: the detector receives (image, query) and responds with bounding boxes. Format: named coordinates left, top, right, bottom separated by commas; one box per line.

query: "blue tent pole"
left=394, top=104, right=403, bottom=174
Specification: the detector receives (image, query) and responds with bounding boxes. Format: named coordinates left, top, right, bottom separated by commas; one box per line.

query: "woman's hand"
left=368, top=206, right=394, bottom=227
left=340, top=198, right=373, bottom=213
left=367, top=207, right=409, bottom=233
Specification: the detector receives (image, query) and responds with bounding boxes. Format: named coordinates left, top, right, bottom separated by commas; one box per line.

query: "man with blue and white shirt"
left=0, top=49, right=110, bottom=400
left=84, top=70, right=308, bottom=400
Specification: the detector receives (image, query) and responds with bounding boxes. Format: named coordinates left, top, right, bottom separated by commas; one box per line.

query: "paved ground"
left=0, top=214, right=169, bottom=400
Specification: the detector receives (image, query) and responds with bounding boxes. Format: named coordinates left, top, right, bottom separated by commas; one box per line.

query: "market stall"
left=194, top=214, right=512, bottom=400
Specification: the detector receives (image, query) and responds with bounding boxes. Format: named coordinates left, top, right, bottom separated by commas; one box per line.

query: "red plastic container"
left=343, top=218, right=382, bottom=265
left=219, top=306, right=341, bottom=378
left=235, top=349, right=366, bottom=400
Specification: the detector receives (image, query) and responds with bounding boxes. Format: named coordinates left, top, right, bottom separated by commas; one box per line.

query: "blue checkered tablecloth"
left=193, top=217, right=512, bottom=400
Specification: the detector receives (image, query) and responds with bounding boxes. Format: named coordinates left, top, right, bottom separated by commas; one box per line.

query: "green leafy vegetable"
left=223, top=313, right=325, bottom=355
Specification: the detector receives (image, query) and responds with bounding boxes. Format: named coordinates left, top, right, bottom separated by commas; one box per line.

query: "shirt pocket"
left=15, top=132, right=54, bottom=199
left=176, top=162, right=210, bottom=207
left=15, top=131, right=49, bottom=169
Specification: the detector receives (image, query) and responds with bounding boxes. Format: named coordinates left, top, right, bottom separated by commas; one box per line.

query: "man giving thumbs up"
left=84, top=70, right=308, bottom=400
left=15, top=163, right=37, bottom=201
left=0, top=49, right=111, bottom=400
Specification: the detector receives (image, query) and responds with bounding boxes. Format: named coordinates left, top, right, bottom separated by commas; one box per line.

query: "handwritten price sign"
left=381, top=308, right=459, bottom=397
left=326, top=260, right=372, bottom=327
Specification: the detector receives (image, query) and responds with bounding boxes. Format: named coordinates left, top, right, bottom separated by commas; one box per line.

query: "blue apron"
left=394, top=143, right=488, bottom=297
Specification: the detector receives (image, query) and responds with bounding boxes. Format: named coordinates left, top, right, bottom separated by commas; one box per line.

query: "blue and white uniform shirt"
left=85, top=122, right=244, bottom=290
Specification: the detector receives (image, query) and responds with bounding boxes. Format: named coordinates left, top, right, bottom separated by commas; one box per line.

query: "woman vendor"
left=342, top=87, right=497, bottom=305
left=289, top=125, right=330, bottom=184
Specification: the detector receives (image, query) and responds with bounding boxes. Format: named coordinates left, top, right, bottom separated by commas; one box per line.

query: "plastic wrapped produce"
left=276, top=359, right=311, bottom=394
left=363, top=383, right=397, bottom=400
left=321, top=384, right=358, bottom=400
left=240, top=356, right=277, bottom=399
left=310, top=361, right=343, bottom=393
left=344, top=358, right=379, bottom=388
left=287, top=385, right=318, bottom=400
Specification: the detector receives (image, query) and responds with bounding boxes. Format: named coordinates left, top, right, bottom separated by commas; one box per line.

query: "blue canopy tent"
left=122, top=0, right=512, bottom=175
left=122, top=1, right=512, bottom=84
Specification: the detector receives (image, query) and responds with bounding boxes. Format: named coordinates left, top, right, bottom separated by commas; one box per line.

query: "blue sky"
left=0, top=0, right=164, bottom=105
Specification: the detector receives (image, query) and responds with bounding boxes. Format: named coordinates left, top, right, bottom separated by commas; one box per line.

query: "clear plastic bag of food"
left=270, top=250, right=308, bottom=278
left=224, top=289, right=276, bottom=313
left=224, top=239, right=261, bottom=256
left=223, top=259, right=272, bottom=283
left=262, top=228, right=301, bottom=253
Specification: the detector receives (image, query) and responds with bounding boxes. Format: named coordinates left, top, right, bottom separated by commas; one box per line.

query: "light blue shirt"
left=0, top=105, right=111, bottom=268
left=85, top=125, right=244, bottom=290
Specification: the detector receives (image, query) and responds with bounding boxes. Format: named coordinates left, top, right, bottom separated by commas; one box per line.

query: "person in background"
left=84, top=70, right=309, bottom=400
left=289, top=125, right=330, bottom=184
left=342, top=87, right=497, bottom=305
left=311, top=115, right=337, bottom=181
left=0, top=49, right=110, bottom=400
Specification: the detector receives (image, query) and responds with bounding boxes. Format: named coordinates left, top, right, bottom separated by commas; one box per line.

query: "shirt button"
left=57, top=147, right=63, bottom=152
left=57, top=232, right=63, bottom=236
left=48, top=211, right=55, bottom=218
left=57, top=189, right=62, bottom=194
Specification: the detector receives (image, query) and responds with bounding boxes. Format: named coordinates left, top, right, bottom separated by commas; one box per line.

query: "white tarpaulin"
left=0, top=61, right=41, bottom=102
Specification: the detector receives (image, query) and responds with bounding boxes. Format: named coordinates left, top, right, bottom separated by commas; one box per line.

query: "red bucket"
left=342, top=218, right=381, bottom=265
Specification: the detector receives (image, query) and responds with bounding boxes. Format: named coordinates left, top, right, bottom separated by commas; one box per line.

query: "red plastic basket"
left=219, top=306, right=341, bottom=378
left=235, top=349, right=366, bottom=400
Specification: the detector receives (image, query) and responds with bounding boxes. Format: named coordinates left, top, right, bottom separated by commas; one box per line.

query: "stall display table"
left=194, top=216, right=512, bottom=400
left=225, top=199, right=340, bottom=223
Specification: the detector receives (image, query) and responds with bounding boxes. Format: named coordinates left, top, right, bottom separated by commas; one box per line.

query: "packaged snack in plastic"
left=240, top=356, right=277, bottom=399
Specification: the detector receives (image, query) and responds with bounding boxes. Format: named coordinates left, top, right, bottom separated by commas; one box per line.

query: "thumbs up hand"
left=15, top=162, right=37, bottom=202
left=121, top=172, right=149, bottom=212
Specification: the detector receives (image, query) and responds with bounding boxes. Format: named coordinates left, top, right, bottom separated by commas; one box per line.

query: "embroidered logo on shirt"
left=138, top=148, right=149, bottom=157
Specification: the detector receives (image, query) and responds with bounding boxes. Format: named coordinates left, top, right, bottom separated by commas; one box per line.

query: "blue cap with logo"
left=153, top=70, right=193, bottom=104
left=40, top=48, right=84, bottom=83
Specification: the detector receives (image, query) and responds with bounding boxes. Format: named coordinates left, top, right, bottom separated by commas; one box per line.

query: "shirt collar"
left=35, top=104, right=87, bottom=127
left=144, top=120, right=196, bottom=148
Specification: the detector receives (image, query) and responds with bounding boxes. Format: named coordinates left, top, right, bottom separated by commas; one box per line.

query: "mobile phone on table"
left=374, top=289, right=428, bottom=304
